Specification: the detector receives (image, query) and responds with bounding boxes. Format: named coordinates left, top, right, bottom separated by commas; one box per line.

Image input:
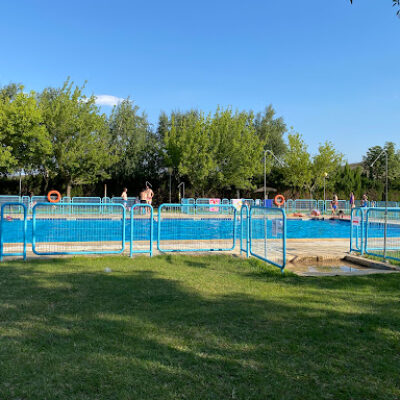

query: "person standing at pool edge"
left=361, top=193, right=368, bottom=207
left=121, top=187, right=128, bottom=208
left=331, top=193, right=338, bottom=215
left=350, top=192, right=355, bottom=208
left=146, top=183, right=154, bottom=206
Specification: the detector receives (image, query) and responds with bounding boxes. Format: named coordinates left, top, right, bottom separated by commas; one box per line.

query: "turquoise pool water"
left=1, top=218, right=354, bottom=244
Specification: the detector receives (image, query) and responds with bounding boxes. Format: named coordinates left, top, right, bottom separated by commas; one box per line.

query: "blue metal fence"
left=32, top=203, right=126, bottom=256
left=157, top=203, right=237, bottom=253
left=130, top=204, right=153, bottom=257
left=240, top=205, right=249, bottom=257
left=0, top=203, right=27, bottom=261
left=350, top=207, right=364, bottom=254
left=350, top=207, right=400, bottom=262
left=249, top=206, right=286, bottom=271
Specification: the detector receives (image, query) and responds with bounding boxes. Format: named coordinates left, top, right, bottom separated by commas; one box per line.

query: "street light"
left=177, top=182, right=185, bottom=202
left=323, top=171, right=328, bottom=204
left=167, top=167, right=173, bottom=203
left=263, top=149, right=285, bottom=201
left=371, top=149, right=389, bottom=261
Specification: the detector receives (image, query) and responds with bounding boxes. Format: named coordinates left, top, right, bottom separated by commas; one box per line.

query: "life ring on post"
left=47, top=190, right=61, bottom=203
left=274, top=194, right=285, bottom=207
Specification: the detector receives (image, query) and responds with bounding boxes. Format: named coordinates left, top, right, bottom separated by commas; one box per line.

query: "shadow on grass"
left=0, top=256, right=399, bottom=400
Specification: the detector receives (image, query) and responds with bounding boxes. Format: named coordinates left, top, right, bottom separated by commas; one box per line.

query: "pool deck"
left=285, top=238, right=350, bottom=262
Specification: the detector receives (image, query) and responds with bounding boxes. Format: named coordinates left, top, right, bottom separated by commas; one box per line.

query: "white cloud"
left=95, top=94, right=124, bottom=107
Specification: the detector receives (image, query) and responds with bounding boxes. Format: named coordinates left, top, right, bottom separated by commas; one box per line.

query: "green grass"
left=0, top=255, right=399, bottom=400
left=364, top=254, right=400, bottom=267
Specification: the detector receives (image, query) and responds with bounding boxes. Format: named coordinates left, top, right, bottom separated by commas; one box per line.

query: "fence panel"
left=0, top=203, right=27, bottom=261
left=325, top=200, right=349, bottom=214
left=249, top=206, right=286, bottom=270
left=376, top=201, right=398, bottom=208
left=350, top=208, right=364, bottom=254
left=157, top=204, right=237, bottom=252
left=111, top=196, right=138, bottom=208
left=32, top=203, right=126, bottom=255
left=365, top=208, right=400, bottom=262
left=130, top=204, right=153, bottom=257
left=285, top=199, right=294, bottom=214
left=294, top=199, right=317, bottom=213
left=240, top=205, right=249, bottom=257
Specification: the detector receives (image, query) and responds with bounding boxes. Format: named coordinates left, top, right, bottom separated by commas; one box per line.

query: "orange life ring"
left=47, top=190, right=61, bottom=203
left=274, top=194, right=285, bottom=207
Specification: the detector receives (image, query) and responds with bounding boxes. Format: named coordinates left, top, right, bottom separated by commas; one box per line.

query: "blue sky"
left=0, top=0, right=399, bottom=163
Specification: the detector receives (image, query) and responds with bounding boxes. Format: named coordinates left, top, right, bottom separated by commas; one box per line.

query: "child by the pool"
left=331, top=194, right=338, bottom=215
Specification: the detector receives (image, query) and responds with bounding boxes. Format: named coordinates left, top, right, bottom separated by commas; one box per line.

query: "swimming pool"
left=0, top=218, right=354, bottom=244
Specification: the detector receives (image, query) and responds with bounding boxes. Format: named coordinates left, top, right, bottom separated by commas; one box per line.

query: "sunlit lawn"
left=0, top=255, right=399, bottom=399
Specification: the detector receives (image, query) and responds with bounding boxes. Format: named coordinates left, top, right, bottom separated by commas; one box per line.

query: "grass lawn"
left=0, top=255, right=399, bottom=400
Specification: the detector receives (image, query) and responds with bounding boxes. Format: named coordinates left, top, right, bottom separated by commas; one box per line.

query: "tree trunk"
left=67, top=181, right=72, bottom=197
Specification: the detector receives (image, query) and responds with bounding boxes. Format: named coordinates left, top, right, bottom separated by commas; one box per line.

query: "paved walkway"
left=285, top=239, right=349, bottom=262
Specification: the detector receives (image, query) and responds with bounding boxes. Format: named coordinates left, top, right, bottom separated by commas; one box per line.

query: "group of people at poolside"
left=120, top=184, right=154, bottom=209
left=330, top=192, right=369, bottom=215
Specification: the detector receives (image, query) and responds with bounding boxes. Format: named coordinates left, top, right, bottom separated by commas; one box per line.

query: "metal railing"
left=249, top=206, right=286, bottom=271
left=350, top=207, right=400, bottom=262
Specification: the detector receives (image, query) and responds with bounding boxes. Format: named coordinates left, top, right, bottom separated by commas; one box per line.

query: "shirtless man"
left=145, top=184, right=154, bottom=205
left=139, top=187, right=147, bottom=204
left=121, top=188, right=128, bottom=208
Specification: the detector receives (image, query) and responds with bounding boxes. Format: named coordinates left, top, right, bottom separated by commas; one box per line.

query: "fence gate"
left=240, top=205, right=249, bottom=257
left=0, top=203, right=27, bottom=261
left=157, top=203, right=237, bottom=252
left=364, top=208, right=400, bottom=262
left=130, top=204, right=153, bottom=257
left=32, top=203, right=126, bottom=255
left=350, top=208, right=364, bottom=254
left=249, top=206, right=286, bottom=271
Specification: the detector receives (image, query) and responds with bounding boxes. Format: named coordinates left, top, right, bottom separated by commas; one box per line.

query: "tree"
left=350, top=0, right=400, bottom=17
left=282, top=132, right=312, bottom=195
left=38, top=79, right=116, bottom=196
left=108, top=98, right=148, bottom=182
left=0, top=89, right=52, bottom=175
left=176, top=112, right=216, bottom=196
left=211, top=108, right=263, bottom=195
left=309, top=141, right=343, bottom=197
left=335, top=163, right=362, bottom=198
left=363, top=142, right=400, bottom=182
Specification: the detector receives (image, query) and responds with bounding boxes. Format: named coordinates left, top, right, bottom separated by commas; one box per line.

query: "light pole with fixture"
left=177, top=182, right=185, bottom=202
left=323, top=172, right=328, bottom=214
left=370, top=149, right=389, bottom=261
left=263, top=149, right=285, bottom=201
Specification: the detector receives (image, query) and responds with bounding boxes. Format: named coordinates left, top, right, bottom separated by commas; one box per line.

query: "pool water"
left=1, top=217, right=397, bottom=244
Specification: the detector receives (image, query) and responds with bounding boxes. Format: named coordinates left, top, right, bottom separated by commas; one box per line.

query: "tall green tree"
left=211, top=108, right=263, bottom=195
left=108, top=98, right=148, bottom=182
left=39, top=79, right=115, bottom=196
left=363, top=142, right=400, bottom=182
left=0, top=89, right=52, bottom=175
left=282, top=132, right=312, bottom=195
left=309, top=141, right=343, bottom=197
left=336, top=163, right=362, bottom=198
left=176, top=112, right=216, bottom=196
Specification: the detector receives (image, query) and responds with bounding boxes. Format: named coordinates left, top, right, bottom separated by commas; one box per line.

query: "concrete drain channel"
left=286, top=255, right=400, bottom=277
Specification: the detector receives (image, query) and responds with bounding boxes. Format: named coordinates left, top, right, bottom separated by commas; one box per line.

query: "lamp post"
left=323, top=172, right=328, bottom=214
left=177, top=182, right=185, bottom=202
left=263, top=149, right=285, bottom=201
left=371, top=149, right=389, bottom=261
left=167, top=168, right=173, bottom=203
